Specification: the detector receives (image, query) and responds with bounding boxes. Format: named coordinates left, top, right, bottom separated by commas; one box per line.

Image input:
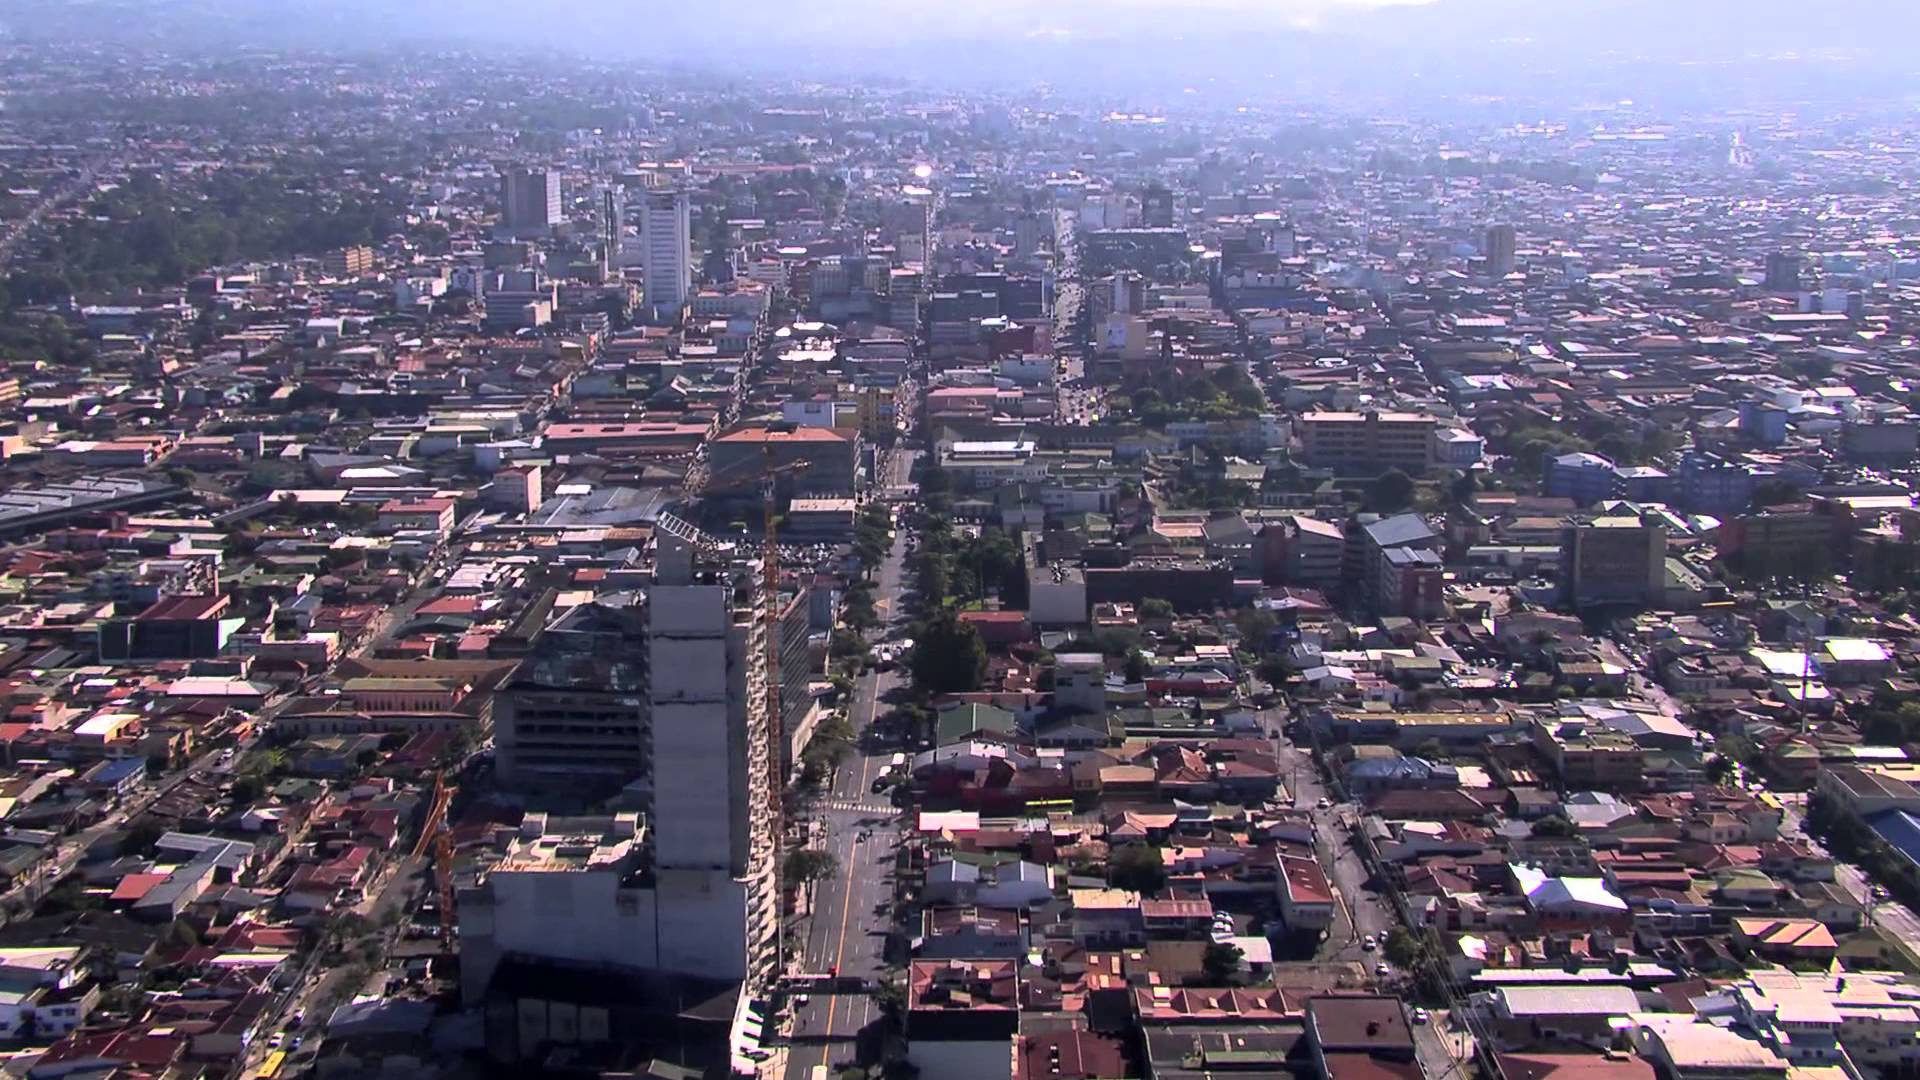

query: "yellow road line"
left=818, top=675, right=886, bottom=1064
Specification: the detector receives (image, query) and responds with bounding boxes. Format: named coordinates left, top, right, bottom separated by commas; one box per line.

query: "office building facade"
left=499, top=167, right=563, bottom=238
left=640, top=188, right=692, bottom=318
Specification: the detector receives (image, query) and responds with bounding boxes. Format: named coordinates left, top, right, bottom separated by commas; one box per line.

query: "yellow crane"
left=412, top=769, right=457, bottom=950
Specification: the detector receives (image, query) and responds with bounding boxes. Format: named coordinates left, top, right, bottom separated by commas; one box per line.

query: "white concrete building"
left=646, top=516, right=779, bottom=983
left=640, top=188, right=692, bottom=318
left=1729, top=970, right=1920, bottom=1072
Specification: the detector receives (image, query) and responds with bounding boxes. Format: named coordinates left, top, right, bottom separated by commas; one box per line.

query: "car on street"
left=1412, top=1008, right=1430, bottom=1025
left=1361, top=934, right=1377, bottom=951
left=1375, top=962, right=1391, bottom=977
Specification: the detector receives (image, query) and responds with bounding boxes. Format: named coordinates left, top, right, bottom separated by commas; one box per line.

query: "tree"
left=1256, top=656, right=1290, bottom=685
left=121, top=819, right=166, bottom=856
left=1530, top=815, right=1575, bottom=839
left=1124, top=649, right=1150, bottom=684
left=910, top=610, right=988, bottom=695
left=784, top=848, right=839, bottom=886
left=1139, top=597, right=1175, bottom=622
left=1383, top=927, right=1426, bottom=969
left=1449, top=469, right=1480, bottom=505
left=1235, top=607, right=1279, bottom=652
left=1705, top=755, right=1737, bottom=786
left=1202, top=941, right=1244, bottom=984
left=242, top=748, right=288, bottom=778
left=844, top=586, right=878, bottom=631
left=831, top=628, right=870, bottom=662
left=1109, top=844, right=1166, bottom=895
left=1510, top=428, right=1593, bottom=476
left=1715, top=734, right=1758, bottom=766
left=1750, top=478, right=1803, bottom=508
left=1369, top=468, right=1416, bottom=513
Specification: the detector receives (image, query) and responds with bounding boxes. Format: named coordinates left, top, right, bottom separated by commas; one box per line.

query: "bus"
left=250, top=1051, right=288, bottom=1080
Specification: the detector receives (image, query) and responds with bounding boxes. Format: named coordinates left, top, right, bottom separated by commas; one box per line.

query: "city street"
left=1268, top=711, right=1468, bottom=1080
left=1414, top=1010, right=1477, bottom=1080
left=786, top=449, right=916, bottom=1077
left=1265, top=716, right=1392, bottom=962
left=1777, top=795, right=1920, bottom=956
left=1836, top=862, right=1920, bottom=950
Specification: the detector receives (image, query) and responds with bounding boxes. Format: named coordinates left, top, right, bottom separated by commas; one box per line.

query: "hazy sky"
left=14, top=0, right=1917, bottom=105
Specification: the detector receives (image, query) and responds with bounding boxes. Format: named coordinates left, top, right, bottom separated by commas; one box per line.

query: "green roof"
left=937, top=703, right=1016, bottom=744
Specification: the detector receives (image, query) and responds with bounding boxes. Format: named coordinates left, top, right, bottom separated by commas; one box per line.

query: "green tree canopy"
left=1110, top=844, right=1167, bottom=895
left=1369, top=468, right=1416, bottom=513
left=1202, top=941, right=1244, bottom=984
left=910, top=609, right=988, bottom=695
left=784, top=848, right=840, bottom=885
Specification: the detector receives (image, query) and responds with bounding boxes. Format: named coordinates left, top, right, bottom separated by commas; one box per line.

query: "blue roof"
left=1869, top=809, right=1920, bottom=867
left=1363, top=513, right=1437, bottom=549
left=1383, top=546, right=1442, bottom=567
left=89, top=757, right=147, bottom=783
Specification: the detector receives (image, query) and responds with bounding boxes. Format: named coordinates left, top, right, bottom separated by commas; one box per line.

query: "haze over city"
left=0, top=2, right=1916, bottom=1079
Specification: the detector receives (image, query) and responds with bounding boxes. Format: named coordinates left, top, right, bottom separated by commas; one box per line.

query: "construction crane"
left=697, top=444, right=815, bottom=981
left=412, top=769, right=457, bottom=949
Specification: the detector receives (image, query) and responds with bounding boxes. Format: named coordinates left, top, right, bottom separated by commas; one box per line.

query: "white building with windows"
left=640, top=188, right=692, bottom=318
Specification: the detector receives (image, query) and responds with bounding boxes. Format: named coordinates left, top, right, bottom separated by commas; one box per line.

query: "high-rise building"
left=494, top=600, right=650, bottom=790
left=882, top=193, right=934, bottom=266
left=1484, top=224, right=1517, bottom=277
left=466, top=516, right=782, bottom=999
left=1142, top=182, right=1175, bottom=228
left=1765, top=250, right=1803, bottom=292
left=598, top=184, right=626, bottom=275
left=1562, top=509, right=1667, bottom=610
left=643, top=515, right=780, bottom=982
left=499, top=167, right=563, bottom=238
left=640, top=188, right=692, bottom=318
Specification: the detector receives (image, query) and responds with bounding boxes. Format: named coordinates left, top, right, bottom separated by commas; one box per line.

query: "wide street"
left=785, top=448, right=917, bottom=1078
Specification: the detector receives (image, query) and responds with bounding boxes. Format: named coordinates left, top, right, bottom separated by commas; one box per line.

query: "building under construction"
left=462, top=515, right=785, bottom=1002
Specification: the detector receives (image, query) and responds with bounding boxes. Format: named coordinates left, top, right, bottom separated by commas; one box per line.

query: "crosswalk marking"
left=819, top=800, right=895, bottom=815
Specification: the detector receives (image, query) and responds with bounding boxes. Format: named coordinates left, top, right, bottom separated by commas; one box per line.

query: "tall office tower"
left=598, top=185, right=626, bottom=274
left=1765, top=250, right=1803, bottom=292
left=882, top=193, right=935, bottom=266
left=640, top=188, right=693, bottom=319
left=1485, top=224, right=1517, bottom=277
left=499, top=167, right=563, bottom=238
left=1142, top=182, right=1175, bottom=228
